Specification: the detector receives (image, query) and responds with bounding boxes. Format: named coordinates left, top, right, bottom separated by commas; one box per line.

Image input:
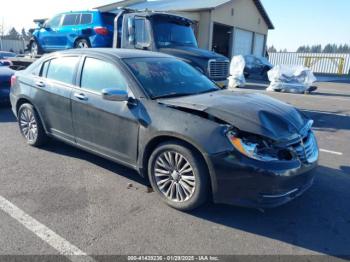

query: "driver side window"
left=45, top=14, right=62, bottom=28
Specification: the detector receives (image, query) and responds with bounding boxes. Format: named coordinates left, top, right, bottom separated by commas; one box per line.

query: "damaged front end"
left=158, top=91, right=319, bottom=207
left=225, top=119, right=318, bottom=165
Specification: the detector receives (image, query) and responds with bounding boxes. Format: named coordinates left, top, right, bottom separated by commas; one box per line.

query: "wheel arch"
left=140, top=135, right=216, bottom=196
left=74, top=37, right=91, bottom=48
left=16, top=97, right=48, bottom=134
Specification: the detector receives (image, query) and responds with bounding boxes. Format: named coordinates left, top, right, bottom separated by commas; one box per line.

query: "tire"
left=148, top=141, right=209, bottom=211
left=74, top=39, right=91, bottom=49
left=30, top=40, right=42, bottom=57
left=18, top=103, right=48, bottom=147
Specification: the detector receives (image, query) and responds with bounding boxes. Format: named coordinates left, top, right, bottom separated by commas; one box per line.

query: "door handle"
left=74, top=93, right=88, bottom=101
left=35, top=81, right=45, bottom=88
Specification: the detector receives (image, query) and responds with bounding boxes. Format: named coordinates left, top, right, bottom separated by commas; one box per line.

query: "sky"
left=0, top=0, right=349, bottom=52
left=261, top=0, right=350, bottom=51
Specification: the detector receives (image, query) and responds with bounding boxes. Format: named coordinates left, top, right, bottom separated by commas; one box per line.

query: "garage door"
left=232, top=29, right=253, bottom=56
left=253, top=33, right=265, bottom=57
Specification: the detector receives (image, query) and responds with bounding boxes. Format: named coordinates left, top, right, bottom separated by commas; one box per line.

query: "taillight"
left=94, top=27, right=109, bottom=36
left=11, top=75, right=17, bottom=87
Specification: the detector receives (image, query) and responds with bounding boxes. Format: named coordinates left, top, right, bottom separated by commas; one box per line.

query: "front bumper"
left=209, top=151, right=318, bottom=208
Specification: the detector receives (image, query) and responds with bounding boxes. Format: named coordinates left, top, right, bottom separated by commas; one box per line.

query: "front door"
left=40, top=14, right=63, bottom=51
left=71, top=56, right=139, bottom=165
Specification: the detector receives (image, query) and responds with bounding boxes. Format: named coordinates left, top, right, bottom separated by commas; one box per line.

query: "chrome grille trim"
left=208, top=59, right=229, bottom=79
left=292, top=132, right=319, bottom=164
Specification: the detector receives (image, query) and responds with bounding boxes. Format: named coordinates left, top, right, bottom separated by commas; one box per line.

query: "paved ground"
left=0, top=81, right=349, bottom=259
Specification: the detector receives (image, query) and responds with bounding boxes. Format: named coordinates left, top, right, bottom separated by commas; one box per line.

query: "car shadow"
left=0, top=106, right=16, bottom=123
left=301, top=109, right=350, bottom=131
left=188, top=165, right=350, bottom=256
left=41, top=140, right=147, bottom=186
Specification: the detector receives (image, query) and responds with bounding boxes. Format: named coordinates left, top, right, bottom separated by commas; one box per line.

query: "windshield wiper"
left=153, top=92, right=192, bottom=99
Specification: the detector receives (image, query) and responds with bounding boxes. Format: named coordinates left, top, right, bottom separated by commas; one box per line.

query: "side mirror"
left=102, top=89, right=129, bottom=102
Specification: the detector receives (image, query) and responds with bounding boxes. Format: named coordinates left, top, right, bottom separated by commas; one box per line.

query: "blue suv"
left=30, top=11, right=115, bottom=56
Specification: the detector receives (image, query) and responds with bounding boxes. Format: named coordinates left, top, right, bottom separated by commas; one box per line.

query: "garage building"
left=97, top=0, right=274, bottom=58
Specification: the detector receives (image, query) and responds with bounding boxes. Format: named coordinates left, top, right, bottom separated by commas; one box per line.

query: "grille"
left=293, top=132, right=318, bottom=164
left=208, top=60, right=229, bottom=79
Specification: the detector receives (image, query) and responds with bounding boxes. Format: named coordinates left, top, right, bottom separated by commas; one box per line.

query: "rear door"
left=71, top=56, right=139, bottom=165
left=58, top=13, right=81, bottom=49
left=34, top=56, right=80, bottom=141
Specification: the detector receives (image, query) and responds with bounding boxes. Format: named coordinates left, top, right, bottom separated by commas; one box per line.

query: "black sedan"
left=10, top=49, right=318, bottom=211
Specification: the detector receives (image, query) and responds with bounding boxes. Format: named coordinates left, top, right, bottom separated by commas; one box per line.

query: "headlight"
left=227, top=131, right=281, bottom=161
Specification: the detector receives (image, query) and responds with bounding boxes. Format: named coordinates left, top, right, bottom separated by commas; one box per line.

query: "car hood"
left=158, top=90, right=309, bottom=142
left=159, top=46, right=228, bottom=60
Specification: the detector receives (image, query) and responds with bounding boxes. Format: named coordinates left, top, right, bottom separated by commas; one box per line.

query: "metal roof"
left=96, top=0, right=274, bottom=29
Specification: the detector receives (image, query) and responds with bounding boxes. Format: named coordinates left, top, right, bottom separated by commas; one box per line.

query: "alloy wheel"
left=19, top=108, right=38, bottom=142
left=77, top=41, right=89, bottom=48
left=154, top=151, right=196, bottom=202
left=31, top=42, right=38, bottom=57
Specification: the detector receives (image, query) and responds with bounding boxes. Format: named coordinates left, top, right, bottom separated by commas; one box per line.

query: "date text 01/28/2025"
left=127, top=255, right=220, bottom=261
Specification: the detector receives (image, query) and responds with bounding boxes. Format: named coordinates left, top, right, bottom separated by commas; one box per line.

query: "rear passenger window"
left=62, top=14, right=80, bottom=26
left=46, top=57, right=79, bottom=84
left=80, top=14, right=92, bottom=24
left=81, top=57, right=127, bottom=93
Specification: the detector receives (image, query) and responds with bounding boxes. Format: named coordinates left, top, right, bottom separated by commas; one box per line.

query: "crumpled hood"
left=159, top=46, right=228, bottom=60
left=158, top=90, right=309, bottom=142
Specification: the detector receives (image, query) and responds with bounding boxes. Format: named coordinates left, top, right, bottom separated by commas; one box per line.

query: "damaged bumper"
left=208, top=151, right=317, bottom=208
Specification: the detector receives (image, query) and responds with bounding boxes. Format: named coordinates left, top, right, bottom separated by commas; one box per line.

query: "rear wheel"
left=148, top=142, right=209, bottom=211
left=18, top=103, right=47, bottom=147
left=75, top=39, right=91, bottom=49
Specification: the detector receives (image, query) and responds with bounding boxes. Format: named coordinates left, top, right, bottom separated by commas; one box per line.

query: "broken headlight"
left=227, top=131, right=292, bottom=162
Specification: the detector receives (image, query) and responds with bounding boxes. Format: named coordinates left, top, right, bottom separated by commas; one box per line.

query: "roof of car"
left=54, top=48, right=173, bottom=59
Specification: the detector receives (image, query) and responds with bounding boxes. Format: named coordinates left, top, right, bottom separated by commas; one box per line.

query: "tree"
left=267, top=45, right=277, bottom=52
left=21, top=28, right=28, bottom=41
left=310, top=45, right=322, bottom=53
left=5, top=27, right=20, bottom=40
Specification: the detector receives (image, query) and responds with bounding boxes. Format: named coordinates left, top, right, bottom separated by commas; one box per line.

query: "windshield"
left=124, top=57, right=219, bottom=99
left=153, top=19, right=198, bottom=48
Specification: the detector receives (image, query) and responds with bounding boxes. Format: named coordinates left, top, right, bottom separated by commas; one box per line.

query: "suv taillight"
left=11, top=75, right=17, bottom=87
left=94, top=27, right=109, bottom=36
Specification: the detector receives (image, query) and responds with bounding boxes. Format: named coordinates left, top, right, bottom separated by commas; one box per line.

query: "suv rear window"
left=101, top=13, right=115, bottom=25
left=62, top=14, right=80, bottom=26
left=80, top=14, right=92, bottom=24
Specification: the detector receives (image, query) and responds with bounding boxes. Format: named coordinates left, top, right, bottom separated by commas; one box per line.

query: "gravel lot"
left=0, top=81, right=349, bottom=258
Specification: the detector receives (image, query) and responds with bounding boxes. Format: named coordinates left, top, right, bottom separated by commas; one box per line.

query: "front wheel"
left=30, top=40, right=41, bottom=57
left=18, top=103, right=48, bottom=147
left=148, top=142, right=209, bottom=211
